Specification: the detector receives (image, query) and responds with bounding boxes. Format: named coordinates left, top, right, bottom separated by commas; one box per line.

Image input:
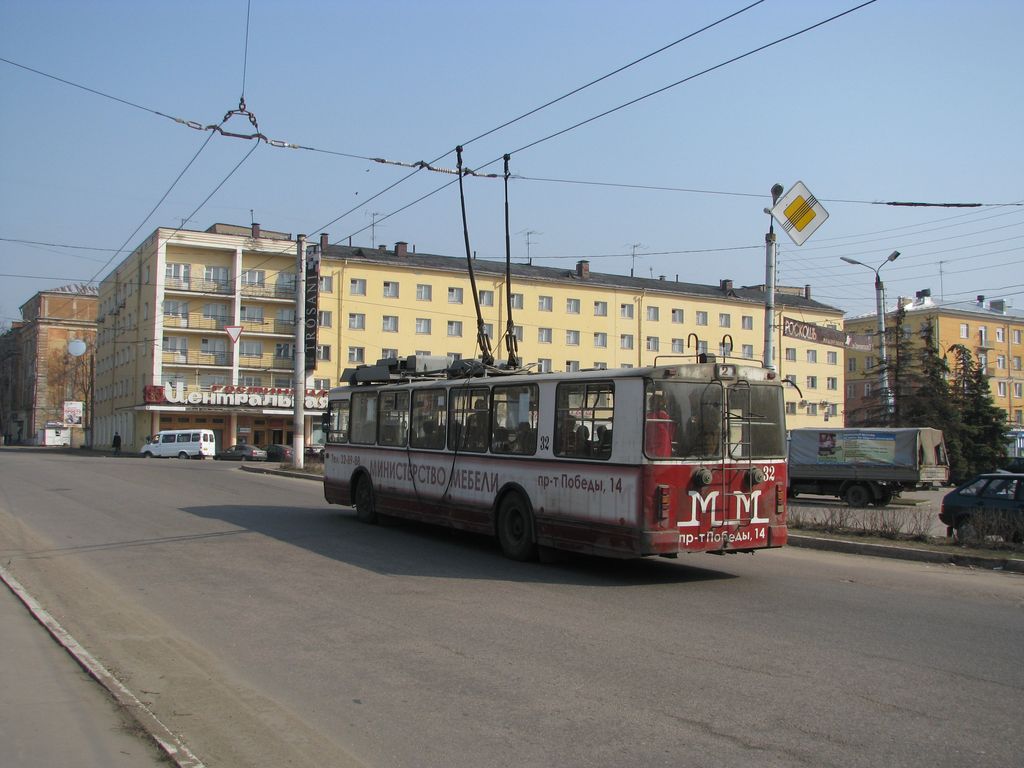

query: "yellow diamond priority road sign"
left=770, top=181, right=828, bottom=246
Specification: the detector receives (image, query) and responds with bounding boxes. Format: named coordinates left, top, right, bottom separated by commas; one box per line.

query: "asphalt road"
left=1, top=449, right=1022, bottom=768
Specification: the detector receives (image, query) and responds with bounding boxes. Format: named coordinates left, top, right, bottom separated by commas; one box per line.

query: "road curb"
left=788, top=534, right=1024, bottom=573
left=239, top=464, right=322, bottom=481
left=0, top=565, right=207, bottom=768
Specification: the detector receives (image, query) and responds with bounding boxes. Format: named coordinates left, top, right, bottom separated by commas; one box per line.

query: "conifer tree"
left=948, top=343, right=1007, bottom=480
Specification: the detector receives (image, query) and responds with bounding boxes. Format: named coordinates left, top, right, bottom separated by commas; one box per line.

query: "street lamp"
left=840, top=250, right=900, bottom=421
left=67, top=338, right=95, bottom=447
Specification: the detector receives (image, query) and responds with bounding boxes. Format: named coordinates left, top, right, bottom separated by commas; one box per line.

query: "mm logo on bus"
left=679, top=490, right=767, bottom=527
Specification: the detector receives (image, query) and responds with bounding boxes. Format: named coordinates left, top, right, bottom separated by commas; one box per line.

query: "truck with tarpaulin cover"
left=787, top=427, right=948, bottom=506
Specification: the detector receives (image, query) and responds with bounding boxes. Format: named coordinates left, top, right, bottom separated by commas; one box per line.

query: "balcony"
left=165, top=277, right=233, bottom=295
left=237, top=352, right=295, bottom=371
left=163, top=313, right=231, bottom=331
left=238, top=317, right=296, bottom=336
left=161, top=350, right=231, bottom=367
left=239, top=282, right=296, bottom=300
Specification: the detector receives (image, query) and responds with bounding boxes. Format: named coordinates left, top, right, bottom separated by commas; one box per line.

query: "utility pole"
left=293, top=234, right=306, bottom=469
left=763, top=184, right=784, bottom=371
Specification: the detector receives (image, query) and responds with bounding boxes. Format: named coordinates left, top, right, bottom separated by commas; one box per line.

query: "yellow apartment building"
left=844, top=289, right=1024, bottom=432
left=93, top=224, right=846, bottom=451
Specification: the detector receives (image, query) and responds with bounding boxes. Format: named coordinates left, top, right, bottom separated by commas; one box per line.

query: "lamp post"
left=840, top=250, right=900, bottom=421
left=67, top=338, right=94, bottom=447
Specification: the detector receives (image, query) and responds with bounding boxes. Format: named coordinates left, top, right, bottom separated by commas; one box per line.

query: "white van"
left=140, top=429, right=216, bottom=459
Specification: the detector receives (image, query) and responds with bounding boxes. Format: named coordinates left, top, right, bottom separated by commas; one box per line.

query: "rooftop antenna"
left=629, top=243, right=645, bottom=277
left=518, top=229, right=541, bottom=263
left=366, top=211, right=384, bottom=248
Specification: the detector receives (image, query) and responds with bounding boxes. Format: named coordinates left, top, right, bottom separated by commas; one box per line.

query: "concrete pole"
left=293, top=235, right=306, bottom=469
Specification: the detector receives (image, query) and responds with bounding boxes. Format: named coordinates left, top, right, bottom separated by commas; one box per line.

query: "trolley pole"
left=293, top=234, right=306, bottom=469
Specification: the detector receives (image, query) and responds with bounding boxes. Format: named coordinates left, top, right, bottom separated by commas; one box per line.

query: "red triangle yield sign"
left=225, top=325, right=243, bottom=343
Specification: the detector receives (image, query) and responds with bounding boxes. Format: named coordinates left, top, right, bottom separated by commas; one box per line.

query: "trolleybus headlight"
left=749, top=467, right=766, bottom=485
left=694, top=468, right=713, bottom=486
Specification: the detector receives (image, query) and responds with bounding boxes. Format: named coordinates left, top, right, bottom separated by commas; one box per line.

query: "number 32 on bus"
left=322, top=356, right=788, bottom=561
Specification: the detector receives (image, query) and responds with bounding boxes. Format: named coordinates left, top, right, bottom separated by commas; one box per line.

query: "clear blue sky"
left=2, top=0, right=1021, bottom=325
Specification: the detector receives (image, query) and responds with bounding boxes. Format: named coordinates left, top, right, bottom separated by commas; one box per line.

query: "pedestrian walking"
left=112, top=432, right=122, bottom=456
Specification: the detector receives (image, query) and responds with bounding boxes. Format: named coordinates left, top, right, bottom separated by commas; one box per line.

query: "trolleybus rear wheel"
left=497, top=493, right=537, bottom=561
left=354, top=476, right=378, bottom=524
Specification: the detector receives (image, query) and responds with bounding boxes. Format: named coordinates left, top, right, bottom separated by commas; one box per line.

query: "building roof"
left=846, top=291, right=1022, bottom=323
left=318, top=242, right=842, bottom=315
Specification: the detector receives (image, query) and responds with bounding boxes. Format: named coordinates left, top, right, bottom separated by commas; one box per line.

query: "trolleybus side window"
left=327, top=399, right=349, bottom=443
left=350, top=391, right=378, bottom=445
left=378, top=390, right=410, bottom=447
left=491, top=383, right=539, bottom=455
left=555, top=381, right=614, bottom=459
left=449, top=387, right=489, bottom=452
left=410, top=389, right=446, bottom=450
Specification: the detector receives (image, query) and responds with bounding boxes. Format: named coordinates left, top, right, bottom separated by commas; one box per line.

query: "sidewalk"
left=0, top=579, right=164, bottom=767
left=0, top=566, right=203, bottom=768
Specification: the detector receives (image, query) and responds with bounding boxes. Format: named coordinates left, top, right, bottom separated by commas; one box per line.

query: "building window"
left=1014, top=330, right=1022, bottom=344
left=646, top=336, right=660, bottom=352
left=1015, top=382, right=1023, bottom=398
left=827, top=377, right=838, bottom=390
left=864, top=382, right=872, bottom=397
left=647, top=306, right=660, bottom=322
left=448, top=286, right=464, bottom=304
left=742, top=344, right=754, bottom=359
left=696, top=311, right=708, bottom=326
left=383, top=281, right=399, bottom=298
left=565, top=360, right=580, bottom=372
left=566, top=298, right=581, bottom=314
left=566, top=330, right=580, bottom=346
left=447, top=321, right=463, bottom=337
left=785, top=348, right=797, bottom=362
left=348, top=313, right=365, bottom=330
left=785, top=402, right=797, bottom=415
left=807, top=403, right=818, bottom=416
left=620, top=303, right=634, bottom=319
left=672, top=338, right=685, bottom=353
left=381, top=348, right=398, bottom=360
left=479, top=289, right=494, bottom=306
left=313, top=378, right=331, bottom=390
left=416, top=284, right=432, bottom=301
left=318, top=311, right=332, bottom=328
left=482, top=323, right=494, bottom=338
left=382, top=315, right=399, bottom=333
left=807, top=349, right=817, bottom=363
left=538, top=328, right=552, bottom=343
left=847, top=383, right=856, bottom=398
left=848, top=358, right=857, bottom=372
left=350, top=278, right=366, bottom=296
left=319, top=275, right=333, bottom=293
left=316, top=345, right=331, bottom=361
left=593, top=362, right=608, bottom=370
left=620, top=334, right=634, bottom=350
left=996, top=327, right=1005, bottom=342
left=594, top=301, right=608, bottom=317
left=511, top=293, right=524, bottom=309
left=275, top=342, right=294, bottom=359
left=239, top=341, right=262, bottom=358
left=205, top=266, right=230, bottom=290
left=594, top=332, right=608, bottom=348
left=512, top=326, right=523, bottom=341
left=671, top=308, right=684, bottom=324
left=348, top=347, right=364, bottom=363
left=537, top=358, right=552, bottom=373
left=997, top=355, right=1006, bottom=369
left=997, top=381, right=1007, bottom=397
left=959, top=323, right=969, bottom=339
left=827, top=350, right=838, bottom=365
left=1014, top=356, right=1022, bottom=371
left=742, top=315, right=753, bottom=330
left=539, top=295, right=553, bottom=311
left=416, top=318, right=431, bottom=334
left=866, top=356, right=875, bottom=370
left=806, top=376, right=818, bottom=389
left=241, top=269, right=265, bottom=286
left=719, top=313, right=731, bottom=327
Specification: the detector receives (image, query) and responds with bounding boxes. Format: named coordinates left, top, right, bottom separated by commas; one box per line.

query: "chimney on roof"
left=251, top=222, right=261, bottom=239
left=320, top=233, right=329, bottom=252
left=379, top=245, right=387, bottom=252
left=659, top=275, right=666, bottom=281
left=576, top=260, right=590, bottom=278
left=805, top=284, right=812, bottom=299
left=916, top=289, right=931, bottom=298
left=990, top=299, right=1006, bottom=313
left=977, top=295, right=985, bottom=304
left=395, top=241, right=408, bottom=257
left=720, top=279, right=733, bottom=292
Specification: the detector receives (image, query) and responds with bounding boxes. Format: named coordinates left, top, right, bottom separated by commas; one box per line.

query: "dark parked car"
left=939, top=473, right=1024, bottom=544
left=999, top=456, right=1024, bottom=473
left=305, top=443, right=324, bottom=458
left=215, top=444, right=267, bottom=461
left=263, top=444, right=294, bottom=462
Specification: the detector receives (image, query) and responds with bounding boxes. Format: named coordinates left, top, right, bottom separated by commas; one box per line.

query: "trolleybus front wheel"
left=353, top=476, right=378, bottom=524
left=497, top=493, right=537, bottom=561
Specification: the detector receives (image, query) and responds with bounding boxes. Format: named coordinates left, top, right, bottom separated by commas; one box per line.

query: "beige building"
left=93, top=224, right=846, bottom=451
left=844, top=289, right=1024, bottom=431
left=0, top=286, right=97, bottom=446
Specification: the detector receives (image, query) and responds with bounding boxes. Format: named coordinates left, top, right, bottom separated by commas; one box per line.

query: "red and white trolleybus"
left=323, top=354, right=788, bottom=560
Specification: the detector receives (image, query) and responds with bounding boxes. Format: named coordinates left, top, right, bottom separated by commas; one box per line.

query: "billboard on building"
left=63, top=400, right=84, bottom=426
